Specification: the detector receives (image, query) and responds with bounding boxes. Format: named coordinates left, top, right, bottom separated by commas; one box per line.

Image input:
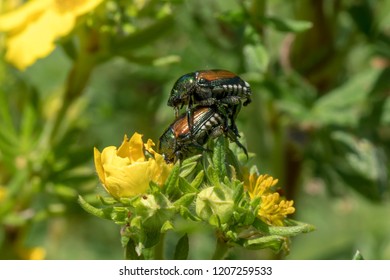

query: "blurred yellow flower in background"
left=17, top=246, right=46, bottom=260
left=0, top=186, right=7, bottom=202
left=245, top=173, right=295, bottom=226
left=94, top=133, right=173, bottom=199
left=0, top=0, right=104, bottom=70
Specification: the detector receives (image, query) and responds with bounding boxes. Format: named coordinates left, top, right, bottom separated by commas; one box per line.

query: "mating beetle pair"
left=168, top=69, right=251, bottom=115
left=168, top=69, right=251, bottom=137
left=158, top=69, right=252, bottom=163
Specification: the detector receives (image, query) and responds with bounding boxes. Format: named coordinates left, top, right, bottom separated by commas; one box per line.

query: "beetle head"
left=167, top=73, right=196, bottom=107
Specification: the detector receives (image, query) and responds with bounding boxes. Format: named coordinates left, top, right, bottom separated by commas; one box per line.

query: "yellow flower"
left=245, top=173, right=295, bottom=226
left=94, top=133, right=173, bottom=199
left=0, top=0, right=104, bottom=70
left=18, top=246, right=46, bottom=260
left=0, top=186, right=6, bottom=202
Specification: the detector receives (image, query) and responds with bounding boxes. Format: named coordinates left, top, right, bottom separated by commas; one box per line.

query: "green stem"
left=48, top=55, right=94, bottom=145
left=125, top=239, right=144, bottom=260
left=154, top=233, right=165, bottom=260
left=250, top=0, right=267, bottom=41
left=212, top=235, right=229, bottom=260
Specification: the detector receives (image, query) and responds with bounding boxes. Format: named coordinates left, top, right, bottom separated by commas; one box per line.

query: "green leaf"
left=153, top=55, right=181, bottom=67
left=20, top=103, right=38, bottom=151
left=0, top=90, right=16, bottom=135
left=180, top=162, right=197, bottom=178
left=178, top=206, right=199, bottom=221
left=310, top=69, right=380, bottom=127
left=111, top=207, right=130, bottom=225
left=98, top=196, right=119, bottom=205
left=161, top=221, right=174, bottom=233
left=173, top=193, right=196, bottom=208
left=52, top=184, right=78, bottom=199
left=78, top=195, right=112, bottom=220
left=163, top=164, right=180, bottom=197
left=243, top=44, right=269, bottom=73
left=352, top=250, right=365, bottom=260
left=190, top=170, right=205, bottom=189
left=113, top=15, right=174, bottom=53
left=174, top=234, right=189, bottom=260
left=206, top=165, right=220, bottom=187
left=261, top=16, right=313, bottom=33
left=252, top=218, right=315, bottom=237
left=178, top=177, right=197, bottom=194
left=232, top=181, right=244, bottom=204
left=328, top=131, right=387, bottom=200
left=243, top=235, right=286, bottom=251
left=181, top=154, right=202, bottom=166
left=213, top=137, right=227, bottom=181
left=268, top=223, right=316, bottom=236
left=124, top=238, right=144, bottom=260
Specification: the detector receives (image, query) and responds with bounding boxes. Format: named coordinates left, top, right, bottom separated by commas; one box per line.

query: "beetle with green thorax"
left=158, top=106, right=247, bottom=163
left=167, top=69, right=252, bottom=136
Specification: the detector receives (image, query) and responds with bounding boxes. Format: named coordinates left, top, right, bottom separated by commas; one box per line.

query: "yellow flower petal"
left=117, top=133, right=145, bottom=162
left=93, top=147, right=105, bottom=185
left=116, top=135, right=130, bottom=157
left=144, top=138, right=156, bottom=154
left=95, top=133, right=174, bottom=199
left=4, top=8, right=75, bottom=69
left=128, top=132, right=146, bottom=163
left=0, top=0, right=104, bottom=70
left=245, top=173, right=294, bottom=226
left=152, top=152, right=173, bottom=185
left=0, top=0, right=51, bottom=32
left=63, top=0, right=104, bottom=17
left=101, top=145, right=131, bottom=168
left=104, top=161, right=154, bottom=198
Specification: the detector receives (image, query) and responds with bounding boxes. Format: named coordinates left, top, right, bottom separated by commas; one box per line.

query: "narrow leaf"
left=262, top=16, right=313, bottom=33
left=213, top=137, right=227, bottom=181
left=178, top=177, right=197, bottom=193
left=174, top=234, right=189, bottom=260
left=163, top=164, right=180, bottom=196
left=243, top=235, right=285, bottom=251
left=78, top=195, right=111, bottom=219
left=173, top=193, right=196, bottom=208
left=190, top=170, right=205, bottom=189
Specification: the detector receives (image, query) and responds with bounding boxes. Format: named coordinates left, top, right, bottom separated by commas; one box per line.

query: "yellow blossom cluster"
left=245, top=173, right=295, bottom=226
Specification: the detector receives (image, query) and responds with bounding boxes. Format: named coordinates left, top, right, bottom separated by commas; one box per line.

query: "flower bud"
left=196, top=186, right=234, bottom=225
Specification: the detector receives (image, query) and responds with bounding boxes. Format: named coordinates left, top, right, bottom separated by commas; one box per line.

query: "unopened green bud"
left=196, top=186, right=234, bottom=225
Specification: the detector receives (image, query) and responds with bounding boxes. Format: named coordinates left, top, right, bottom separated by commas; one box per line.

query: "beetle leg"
left=198, top=97, right=217, bottom=106
left=226, top=128, right=248, bottom=159
left=174, top=106, right=179, bottom=118
left=220, top=95, right=241, bottom=105
left=243, top=96, right=252, bottom=106
left=229, top=103, right=242, bottom=138
left=188, top=140, right=210, bottom=153
left=186, top=97, right=195, bottom=135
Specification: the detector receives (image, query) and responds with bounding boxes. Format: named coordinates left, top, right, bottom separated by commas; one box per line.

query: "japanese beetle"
left=167, top=69, right=251, bottom=135
left=168, top=69, right=251, bottom=112
left=158, top=106, right=247, bottom=163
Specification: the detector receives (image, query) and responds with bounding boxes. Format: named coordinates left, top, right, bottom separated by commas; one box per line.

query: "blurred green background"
left=0, top=0, right=389, bottom=259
